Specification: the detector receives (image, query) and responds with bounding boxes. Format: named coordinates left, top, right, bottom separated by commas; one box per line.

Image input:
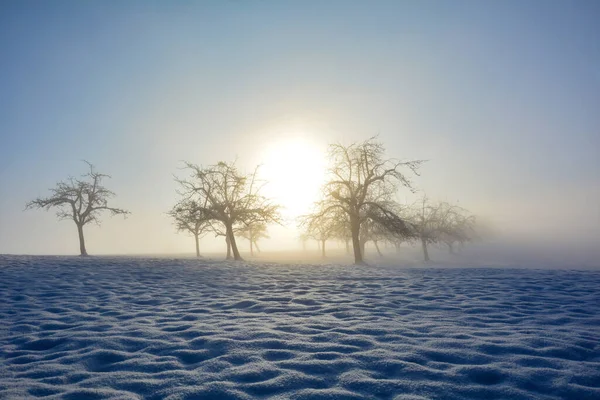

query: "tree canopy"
left=176, top=161, right=281, bottom=261
left=26, top=161, right=129, bottom=256
left=167, top=199, right=212, bottom=257
left=306, top=137, right=422, bottom=264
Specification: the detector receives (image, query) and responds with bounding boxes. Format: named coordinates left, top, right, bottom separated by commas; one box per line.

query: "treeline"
left=168, top=161, right=280, bottom=260
left=27, top=137, right=478, bottom=263
left=297, top=138, right=476, bottom=263
left=300, top=196, right=476, bottom=262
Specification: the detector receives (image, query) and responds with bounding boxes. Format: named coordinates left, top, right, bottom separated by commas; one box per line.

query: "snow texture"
left=1, top=255, right=599, bottom=399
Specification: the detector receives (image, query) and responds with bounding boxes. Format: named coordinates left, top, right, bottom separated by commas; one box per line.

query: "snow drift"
left=1, top=256, right=599, bottom=399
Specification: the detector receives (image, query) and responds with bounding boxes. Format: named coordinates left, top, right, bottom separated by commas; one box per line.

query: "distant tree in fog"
left=410, top=197, right=441, bottom=262
left=26, top=161, right=129, bottom=256
left=409, top=197, right=476, bottom=261
left=298, top=233, right=310, bottom=252
left=437, top=204, right=476, bottom=254
left=168, top=199, right=211, bottom=257
left=239, top=221, right=269, bottom=256
left=299, top=206, right=345, bottom=258
left=177, top=161, right=281, bottom=261
left=309, top=137, right=422, bottom=264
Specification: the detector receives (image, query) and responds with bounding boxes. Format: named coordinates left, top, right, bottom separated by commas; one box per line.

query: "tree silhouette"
left=410, top=197, right=438, bottom=262
left=309, top=137, right=422, bottom=264
left=238, top=221, right=269, bottom=256
left=26, top=161, right=129, bottom=256
left=299, top=206, right=345, bottom=258
left=177, top=161, right=280, bottom=261
left=437, top=203, right=476, bottom=254
left=168, top=199, right=211, bottom=257
left=409, top=197, right=475, bottom=261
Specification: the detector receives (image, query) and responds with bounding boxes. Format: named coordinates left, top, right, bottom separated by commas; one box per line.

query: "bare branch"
left=308, top=137, right=423, bottom=264
left=26, top=161, right=130, bottom=255
left=173, top=160, right=282, bottom=261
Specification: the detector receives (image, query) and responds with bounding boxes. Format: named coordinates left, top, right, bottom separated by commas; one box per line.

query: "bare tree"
left=437, top=205, right=476, bottom=254
left=177, top=161, right=280, bottom=261
left=299, top=206, right=345, bottom=258
left=238, top=221, right=269, bottom=256
left=409, top=197, right=475, bottom=261
left=26, top=161, right=129, bottom=256
left=311, top=137, right=422, bottom=264
left=168, top=199, right=211, bottom=257
left=410, top=196, right=438, bottom=262
left=391, top=238, right=404, bottom=254
left=299, top=233, right=310, bottom=252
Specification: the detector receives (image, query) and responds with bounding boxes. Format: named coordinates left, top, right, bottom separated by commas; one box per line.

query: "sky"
left=0, top=0, right=599, bottom=257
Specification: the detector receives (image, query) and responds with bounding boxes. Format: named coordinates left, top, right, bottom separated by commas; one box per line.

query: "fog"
left=0, top=1, right=598, bottom=267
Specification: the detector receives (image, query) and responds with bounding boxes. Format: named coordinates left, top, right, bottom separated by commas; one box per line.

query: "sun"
left=260, top=137, right=327, bottom=219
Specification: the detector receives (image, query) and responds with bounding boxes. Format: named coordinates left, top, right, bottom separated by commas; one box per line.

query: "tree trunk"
left=226, top=223, right=243, bottom=261
left=374, top=240, right=383, bottom=257
left=250, top=238, right=254, bottom=256
left=254, top=241, right=261, bottom=253
left=226, top=235, right=232, bottom=260
left=345, top=239, right=350, bottom=254
left=350, top=215, right=364, bottom=264
left=321, top=240, right=326, bottom=258
left=77, top=223, right=88, bottom=256
left=194, top=233, right=200, bottom=258
left=421, top=238, right=430, bottom=262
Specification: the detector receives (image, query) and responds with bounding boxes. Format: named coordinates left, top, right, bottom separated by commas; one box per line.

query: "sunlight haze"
left=0, top=1, right=598, bottom=263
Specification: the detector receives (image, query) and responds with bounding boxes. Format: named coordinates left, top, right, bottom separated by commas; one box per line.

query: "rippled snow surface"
left=1, top=256, right=599, bottom=399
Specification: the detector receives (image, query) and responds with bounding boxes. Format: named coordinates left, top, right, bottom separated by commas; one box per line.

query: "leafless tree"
left=409, top=197, right=475, bottom=261
left=437, top=205, right=476, bottom=254
left=298, top=233, right=310, bottom=252
left=26, top=161, right=129, bottom=256
left=310, top=137, right=422, bottom=264
left=238, top=221, right=269, bottom=256
left=177, top=161, right=280, bottom=261
left=410, top=196, right=439, bottom=262
left=168, top=199, right=211, bottom=257
left=299, top=206, right=345, bottom=258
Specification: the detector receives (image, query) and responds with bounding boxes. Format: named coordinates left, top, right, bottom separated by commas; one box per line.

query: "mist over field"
left=0, top=1, right=598, bottom=266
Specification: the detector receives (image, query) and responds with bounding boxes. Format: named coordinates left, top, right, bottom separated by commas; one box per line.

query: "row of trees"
left=27, top=138, right=477, bottom=263
left=298, top=139, right=476, bottom=263
left=168, top=162, right=279, bottom=260
left=300, top=196, right=476, bottom=262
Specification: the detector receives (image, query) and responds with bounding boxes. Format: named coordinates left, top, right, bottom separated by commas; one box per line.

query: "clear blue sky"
left=1, top=0, right=599, bottom=255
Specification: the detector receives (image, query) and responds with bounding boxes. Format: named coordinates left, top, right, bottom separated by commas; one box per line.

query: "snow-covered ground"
left=1, top=256, right=599, bottom=400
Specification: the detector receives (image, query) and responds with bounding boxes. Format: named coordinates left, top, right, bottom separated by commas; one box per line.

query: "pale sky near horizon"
left=0, top=1, right=599, bottom=256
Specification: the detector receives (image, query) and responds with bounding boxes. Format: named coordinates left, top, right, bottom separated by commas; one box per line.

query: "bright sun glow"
left=260, top=137, right=327, bottom=219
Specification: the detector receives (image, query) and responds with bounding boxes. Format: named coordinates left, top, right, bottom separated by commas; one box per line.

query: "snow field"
left=0, top=256, right=599, bottom=399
